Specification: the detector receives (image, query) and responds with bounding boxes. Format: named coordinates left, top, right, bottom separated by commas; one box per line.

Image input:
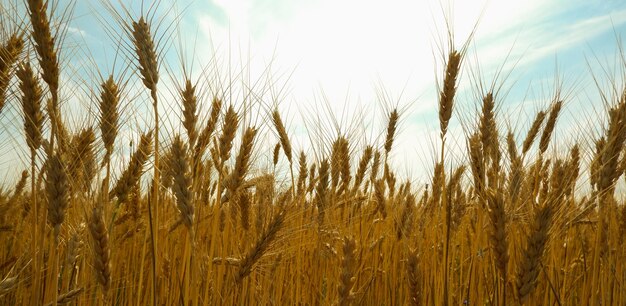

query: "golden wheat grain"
left=236, top=208, right=285, bottom=283
left=438, top=50, right=461, bottom=137
left=338, top=237, right=357, bottom=306
left=272, top=109, right=293, bottom=164
left=516, top=201, right=554, bottom=303
left=384, top=109, right=399, bottom=154
left=110, top=131, right=153, bottom=204
left=89, top=203, right=111, bottom=294
left=0, top=33, right=23, bottom=113
left=406, top=249, right=421, bottom=306
left=99, top=76, right=120, bottom=167
left=45, top=151, right=68, bottom=241
left=538, top=101, right=562, bottom=154
left=522, top=110, right=546, bottom=155
left=171, top=135, right=194, bottom=230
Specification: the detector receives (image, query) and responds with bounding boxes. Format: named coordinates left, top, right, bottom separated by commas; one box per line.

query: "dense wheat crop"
left=0, top=1, right=625, bottom=305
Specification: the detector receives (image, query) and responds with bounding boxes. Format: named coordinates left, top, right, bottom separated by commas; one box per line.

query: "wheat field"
left=0, top=1, right=625, bottom=305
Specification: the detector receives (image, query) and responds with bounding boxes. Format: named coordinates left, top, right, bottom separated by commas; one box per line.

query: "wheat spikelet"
left=597, top=99, right=626, bottom=195
left=296, top=151, right=308, bottom=194
left=181, top=79, right=198, bottom=146
left=239, top=190, right=251, bottom=231
left=374, top=178, right=387, bottom=218
left=406, top=249, right=421, bottom=306
left=65, top=128, right=96, bottom=194
left=27, top=0, right=59, bottom=97
left=223, top=126, right=257, bottom=222
left=316, top=159, right=329, bottom=225
left=338, top=237, right=357, bottom=306
left=397, top=193, right=415, bottom=240
left=45, top=287, right=83, bottom=305
left=352, top=146, right=373, bottom=193
left=16, top=62, right=44, bottom=154
left=331, top=137, right=350, bottom=194
left=438, top=50, right=461, bottom=137
left=171, top=135, right=194, bottom=230
left=384, top=109, right=399, bottom=154
left=45, top=151, right=68, bottom=241
left=486, top=188, right=508, bottom=284
left=89, top=203, right=111, bottom=293
left=468, top=132, right=485, bottom=197
left=218, top=105, right=238, bottom=166
left=538, top=101, right=562, bottom=154
left=516, top=202, right=554, bottom=303
left=8, top=171, right=28, bottom=205
left=337, top=137, right=351, bottom=195
left=272, top=109, right=292, bottom=164
left=194, top=97, right=222, bottom=165
left=224, top=127, right=256, bottom=190
left=522, top=110, right=546, bottom=155
left=370, top=150, right=381, bottom=183
left=160, top=145, right=175, bottom=189
left=307, top=164, right=317, bottom=194
left=0, top=33, right=23, bottom=113
left=110, top=131, right=153, bottom=203
left=480, top=92, right=500, bottom=162
left=430, top=162, right=444, bottom=210
left=507, top=131, right=523, bottom=201
left=619, top=205, right=626, bottom=245
left=563, top=144, right=580, bottom=197
left=131, top=17, right=159, bottom=95
left=98, top=76, right=120, bottom=166
left=237, top=208, right=285, bottom=282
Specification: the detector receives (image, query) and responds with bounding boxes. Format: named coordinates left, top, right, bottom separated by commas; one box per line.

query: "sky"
left=2, top=0, right=626, bottom=185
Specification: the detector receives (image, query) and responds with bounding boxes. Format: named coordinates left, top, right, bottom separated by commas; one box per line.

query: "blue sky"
left=2, top=0, right=626, bottom=183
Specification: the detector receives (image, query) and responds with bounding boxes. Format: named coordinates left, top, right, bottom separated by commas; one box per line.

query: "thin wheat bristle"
left=272, top=109, right=293, bottom=164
